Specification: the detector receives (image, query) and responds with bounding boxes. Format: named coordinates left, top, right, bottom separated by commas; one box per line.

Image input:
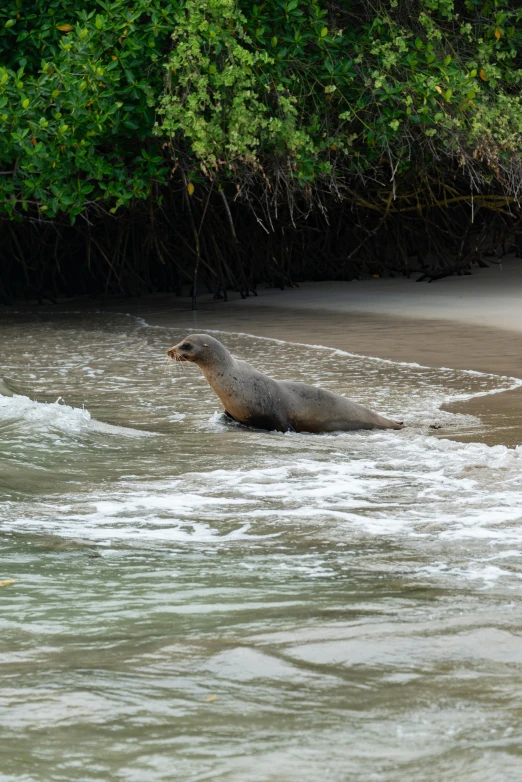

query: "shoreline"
left=2, top=257, right=521, bottom=447
left=139, top=303, right=522, bottom=447
left=98, top=296, right=522, bottom=448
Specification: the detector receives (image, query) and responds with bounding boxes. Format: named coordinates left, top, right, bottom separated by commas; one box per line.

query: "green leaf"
left=4, top=19, right=17, bottom=29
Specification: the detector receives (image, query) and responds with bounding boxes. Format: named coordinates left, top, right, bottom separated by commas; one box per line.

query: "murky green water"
left=2, top=313, right=522, bottom=781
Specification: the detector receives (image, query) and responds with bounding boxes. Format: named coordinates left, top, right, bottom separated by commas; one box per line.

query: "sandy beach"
left=2, top=255, right=521, bottom=446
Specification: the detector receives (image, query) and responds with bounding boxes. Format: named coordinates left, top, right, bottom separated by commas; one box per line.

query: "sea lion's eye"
left=180, top=343, right=191, bottom=350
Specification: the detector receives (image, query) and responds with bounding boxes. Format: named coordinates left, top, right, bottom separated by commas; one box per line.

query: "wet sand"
left=2, top=255, right=521, bottom=446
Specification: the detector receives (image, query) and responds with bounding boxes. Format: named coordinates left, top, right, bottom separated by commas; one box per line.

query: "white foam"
left=0, top=392, right=91, bottom=434
left=0, top=392, right=153, bottom=439
left=6, top=433, right=521, bottom=552
left=2, top=313, right=522, bottom=589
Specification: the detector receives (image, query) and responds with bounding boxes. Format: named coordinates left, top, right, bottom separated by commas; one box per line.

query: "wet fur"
left=167, top=334, right=403, bottom=434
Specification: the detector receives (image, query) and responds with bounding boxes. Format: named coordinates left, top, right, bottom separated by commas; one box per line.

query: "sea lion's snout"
left=167, top=335, right=217, bottom=366
left=167, top=339, right=197, bottom=361
left=167, top=347, right=187, bottom=361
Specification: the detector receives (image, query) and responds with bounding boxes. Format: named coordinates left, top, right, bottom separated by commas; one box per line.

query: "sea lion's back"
left=280, top=381, right=381, bottom=431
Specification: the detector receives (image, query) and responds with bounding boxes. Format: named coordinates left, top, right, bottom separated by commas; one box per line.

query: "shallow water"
left=2, top=312, right=522, bottom=782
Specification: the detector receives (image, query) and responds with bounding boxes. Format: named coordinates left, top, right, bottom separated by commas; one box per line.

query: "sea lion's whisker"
left=162, top=356, right=175, bottom=377
left=163, top=352, right=184, bottom=379
left=171, top=352, right=188, bottom=378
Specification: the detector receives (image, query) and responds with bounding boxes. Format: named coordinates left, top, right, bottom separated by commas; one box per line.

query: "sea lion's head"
left=167, top=334, right=226, bottom=365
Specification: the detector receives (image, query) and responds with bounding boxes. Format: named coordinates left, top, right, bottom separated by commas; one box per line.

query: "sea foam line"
left=152, top=322, right=522, bottom=404
left=5, top=308, right=521, bottom=407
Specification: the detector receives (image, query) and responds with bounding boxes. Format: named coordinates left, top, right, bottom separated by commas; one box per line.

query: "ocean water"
left=1, top=312, right=522, bottom=782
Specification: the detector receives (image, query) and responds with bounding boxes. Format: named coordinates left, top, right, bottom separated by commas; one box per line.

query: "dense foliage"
left=162, top=0, right=522, bottom=201
left=1, top=0, right=522, bottom=300
left=0, top=0, right=173, bottom=219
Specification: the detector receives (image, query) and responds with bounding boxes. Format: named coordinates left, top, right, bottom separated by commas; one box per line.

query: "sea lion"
left=167, top=334, right=404, bottom=433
